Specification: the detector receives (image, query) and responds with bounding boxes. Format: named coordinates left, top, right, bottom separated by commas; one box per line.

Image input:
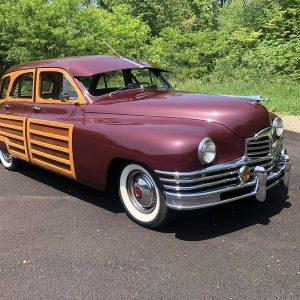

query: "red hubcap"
left=133, top=186, right=143, bottom=200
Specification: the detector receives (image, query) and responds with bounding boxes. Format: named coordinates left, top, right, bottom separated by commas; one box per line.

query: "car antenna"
left=100, top=36, right=144, bottom=69
left=100, top=37, right=123, bottom=58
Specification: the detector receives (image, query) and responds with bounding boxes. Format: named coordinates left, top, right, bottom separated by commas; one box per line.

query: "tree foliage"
left=0, top=0, right=149, bottom=71
left=0, top=0, right=299, bottom=82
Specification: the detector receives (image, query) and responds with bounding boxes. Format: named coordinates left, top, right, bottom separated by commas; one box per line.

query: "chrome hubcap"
left=127, top=170, right=157, bottom=213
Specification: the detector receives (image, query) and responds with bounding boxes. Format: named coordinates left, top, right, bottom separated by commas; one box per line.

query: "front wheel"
left=0, top=150, right=20, bottom=171
left=119, top=163, right=172, bottom=229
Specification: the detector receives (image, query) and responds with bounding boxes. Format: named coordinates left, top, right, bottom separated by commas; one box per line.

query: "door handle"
left=33, top=106, right=41, bottom=113
left=5, top=104, right=11, bottom=110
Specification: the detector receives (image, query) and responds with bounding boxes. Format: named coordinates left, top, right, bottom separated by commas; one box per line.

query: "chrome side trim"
left=159, top=170, right=238, bottom=184
left=163, top=177, right=237, bottom=191
left=155, top=156, right=273, bottom=177
left=164, top=180, right=255, bottom=199
left=166, top=192, right=254, bottom=210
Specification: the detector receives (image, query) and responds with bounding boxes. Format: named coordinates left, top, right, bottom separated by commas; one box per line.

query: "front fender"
left=73, top=114, right=245, bottom=190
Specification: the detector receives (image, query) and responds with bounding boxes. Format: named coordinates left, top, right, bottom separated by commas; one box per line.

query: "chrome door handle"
left=33, top=106, right=41, bottom=113
left=5, top=104, right=11, bottom=110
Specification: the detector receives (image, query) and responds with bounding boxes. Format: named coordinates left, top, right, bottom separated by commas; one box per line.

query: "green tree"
left=0, top=0, right=150, bottom=71
left=95, top=0, right=216, bottom=35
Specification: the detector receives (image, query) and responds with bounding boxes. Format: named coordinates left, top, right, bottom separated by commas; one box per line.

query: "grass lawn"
left=177, top=80, right=300, bottom=116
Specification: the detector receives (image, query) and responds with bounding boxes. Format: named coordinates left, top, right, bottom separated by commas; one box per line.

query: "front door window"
left=40, top=72, right=78, bottom=101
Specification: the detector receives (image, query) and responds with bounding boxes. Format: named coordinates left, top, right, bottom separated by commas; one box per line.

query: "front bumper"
left=155, top=150, right=291, bottom=211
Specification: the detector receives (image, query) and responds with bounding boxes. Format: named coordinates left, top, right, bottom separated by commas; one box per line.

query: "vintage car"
left=0, top=55, right=291, bottom=228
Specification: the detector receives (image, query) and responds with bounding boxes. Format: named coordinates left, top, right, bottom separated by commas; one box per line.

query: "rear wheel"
left=119, top=163, right=172, bottom=229
left=0, top=150, right=20, bottom=171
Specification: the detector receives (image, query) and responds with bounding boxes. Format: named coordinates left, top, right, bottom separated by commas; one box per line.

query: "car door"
left=27, top=67, right=86, bottom=179
left=0, top=70, right=35, bottom=162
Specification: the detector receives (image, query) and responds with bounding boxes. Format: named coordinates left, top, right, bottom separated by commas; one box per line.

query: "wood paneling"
left=0, top=114, right=29, bottom=161
left=27, top=119, right=76, bottom=179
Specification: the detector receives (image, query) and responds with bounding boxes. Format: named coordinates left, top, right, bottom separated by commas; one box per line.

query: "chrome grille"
left=157, top=156, right=279, bottom=197
left=245, top=128, right=272, bottom=158
left=246, top=136, right=271, bottom=158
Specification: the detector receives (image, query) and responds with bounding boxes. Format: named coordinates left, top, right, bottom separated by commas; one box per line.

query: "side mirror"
left=59, top=92, right=70, bottom=102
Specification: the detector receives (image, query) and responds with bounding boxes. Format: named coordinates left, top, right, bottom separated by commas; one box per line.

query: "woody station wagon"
left=0, top=55, right=291, bottom=228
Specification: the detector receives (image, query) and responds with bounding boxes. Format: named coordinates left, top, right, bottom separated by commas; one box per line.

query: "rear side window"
left=10, top=72, right=33, bottom=99
left=0, top=76, right=11, bottom=99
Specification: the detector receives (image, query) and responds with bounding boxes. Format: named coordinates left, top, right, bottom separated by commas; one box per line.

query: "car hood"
left=86, top=89, right=271, bottom=138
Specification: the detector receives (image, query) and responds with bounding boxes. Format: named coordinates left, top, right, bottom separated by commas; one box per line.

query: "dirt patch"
left=281, top=115, right=300, bottom=133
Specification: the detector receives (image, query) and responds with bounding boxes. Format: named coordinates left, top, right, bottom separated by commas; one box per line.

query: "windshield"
left=77, top=68, right=172, bottom=97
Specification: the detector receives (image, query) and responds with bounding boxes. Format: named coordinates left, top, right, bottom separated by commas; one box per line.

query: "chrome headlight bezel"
left=198, top=137, right=216, bottom=164
left=272, top=117, right=284, bottom=137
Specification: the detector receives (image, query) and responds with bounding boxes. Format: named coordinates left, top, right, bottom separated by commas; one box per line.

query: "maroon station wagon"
left=0, top=55, right=291, bottom=228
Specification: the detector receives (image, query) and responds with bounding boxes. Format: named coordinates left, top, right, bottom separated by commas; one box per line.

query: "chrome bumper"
left=156, top=151, right=291, bottom=211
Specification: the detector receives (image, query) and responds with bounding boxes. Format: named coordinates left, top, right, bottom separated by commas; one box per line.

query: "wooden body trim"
left=0, top=114, right=30, bottom=161
left=27, top=118, right=77, bottom=179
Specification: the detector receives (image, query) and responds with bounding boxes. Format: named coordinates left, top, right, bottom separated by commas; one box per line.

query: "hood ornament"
left=218, top=94, right=269, bottom=102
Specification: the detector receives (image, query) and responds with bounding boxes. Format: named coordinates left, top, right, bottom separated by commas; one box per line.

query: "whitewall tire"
left=0, top=150, right=20, bottom=171
left=119, top=163, right=171, bottom=228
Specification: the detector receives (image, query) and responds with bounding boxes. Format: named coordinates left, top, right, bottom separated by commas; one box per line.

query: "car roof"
left=5, top=55, right=165, bottom=77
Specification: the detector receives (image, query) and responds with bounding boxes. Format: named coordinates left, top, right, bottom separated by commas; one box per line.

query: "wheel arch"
left=105, top=157, right=163, bottom=191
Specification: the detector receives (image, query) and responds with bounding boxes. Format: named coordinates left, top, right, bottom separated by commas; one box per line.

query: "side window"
left=96, top=70, right=125, bottom=90
left=77, top=76, right=93, bottom=91
left=0, top=76, right=11, bottom=99
left=131, top=69, right=150, bottom=84
left=10, top=72, right=33, bottom=99
left=89, top=70, right=125, bottom=96
left=96, top=75, right=106, bottom=89
left=131, top=69, right=165, bottom=88
left=40, top=71, right=78, bottom=100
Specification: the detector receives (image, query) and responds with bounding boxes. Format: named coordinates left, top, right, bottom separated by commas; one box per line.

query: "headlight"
left=198, top=138, right=216, bottom=164
left=272, top=117, right=283, bottom=137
